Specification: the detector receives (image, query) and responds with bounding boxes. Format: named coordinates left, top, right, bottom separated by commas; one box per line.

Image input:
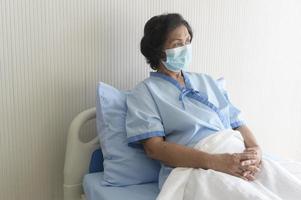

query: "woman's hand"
left=242, top=146, right=262, bottom=166
left=210, top=152, right=261, bottom=181
left=240, top=146, right=262, bottom=180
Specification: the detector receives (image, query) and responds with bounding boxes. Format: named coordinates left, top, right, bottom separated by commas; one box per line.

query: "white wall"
left=1, top=0, right=301, bottom=199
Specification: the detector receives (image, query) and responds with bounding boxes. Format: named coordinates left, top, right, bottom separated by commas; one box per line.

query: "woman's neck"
left=157, top=64, right=182, bottom=80
left=157, top=64, right=185, bottom=87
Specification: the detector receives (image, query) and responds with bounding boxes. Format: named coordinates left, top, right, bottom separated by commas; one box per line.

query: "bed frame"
left=63, top=107, right=98, bottom=200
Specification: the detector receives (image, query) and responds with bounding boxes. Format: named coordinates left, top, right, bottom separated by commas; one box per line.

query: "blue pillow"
left=89, top=148, right=104, bottom=173
left=96, top=82, right=160, bottom=186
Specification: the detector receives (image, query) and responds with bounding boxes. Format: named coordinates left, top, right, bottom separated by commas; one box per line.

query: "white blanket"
left=156, top=129, right=301, bottom=200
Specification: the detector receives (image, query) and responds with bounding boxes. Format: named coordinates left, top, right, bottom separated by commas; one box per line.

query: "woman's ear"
left=160, top=50, right=167, bottom=62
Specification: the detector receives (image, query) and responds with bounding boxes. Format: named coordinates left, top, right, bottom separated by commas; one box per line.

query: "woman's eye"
left=175, top=43, right=183, bottom=47
left=173, top=40, right=190, bottom=48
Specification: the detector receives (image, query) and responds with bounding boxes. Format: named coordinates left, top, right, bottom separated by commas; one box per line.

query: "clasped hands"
left=212, top=146, right=262, bottom=181
left=237, top=146, right=262, bottom=181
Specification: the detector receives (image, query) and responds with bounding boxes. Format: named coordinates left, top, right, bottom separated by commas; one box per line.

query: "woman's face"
left=164, top=25, right=191, bottom=50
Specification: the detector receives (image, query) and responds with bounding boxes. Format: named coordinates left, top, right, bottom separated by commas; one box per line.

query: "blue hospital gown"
left=125, top=71, right=245, bottom=189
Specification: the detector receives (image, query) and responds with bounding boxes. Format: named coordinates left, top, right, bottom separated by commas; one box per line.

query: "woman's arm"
left=234, top=125, right=259, bottom=148
left=235, top=125, right=262, bottom=180
left=142, top=137, right=212, bottom=169
left=142, top=136, right=259, bottom=180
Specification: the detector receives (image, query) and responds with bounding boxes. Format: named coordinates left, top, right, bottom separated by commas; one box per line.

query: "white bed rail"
left=63, top=107, right=99, bottom=200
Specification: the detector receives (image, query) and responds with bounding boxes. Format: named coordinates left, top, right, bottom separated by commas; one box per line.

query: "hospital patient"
left=125, top=13, right=301, bottom=199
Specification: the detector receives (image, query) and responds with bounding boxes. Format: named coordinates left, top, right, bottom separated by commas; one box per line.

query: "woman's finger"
left=239, top=170, right=256, bottom=181
left=244, top=149, right=257, bottom=154
left=242, top=170, right=251, bottom=177
left=245, top=174, right=256, bottom=181
left=256, top=160, right=263, bottom=169
left=238, top=153, right=257, bottom=161
left=233, top=172, right=248, bottom=181
left=244, top=148, right=256, bottom=151
left=236, top=167, right=246, bottom=175
left=240, top=159, right=257, bottom=166
left=245, top=165, right=261, bottom=174
left=245, top=147, right=258, bottom=150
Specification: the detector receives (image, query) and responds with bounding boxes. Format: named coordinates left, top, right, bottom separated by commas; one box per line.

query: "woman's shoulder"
left=186, top=71, right=225, bottom=91
left=128, top=77, right=154, bottom=98
left=126, top=78, right=159, bottom=108
left=132, top=75, right=166, bottom=92
left=185, top=71, right=216, bottom=83
left=130, top=80, right=147, bottom=94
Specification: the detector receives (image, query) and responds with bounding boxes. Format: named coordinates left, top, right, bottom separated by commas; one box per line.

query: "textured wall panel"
left=1, top=0, right=301, bottom=200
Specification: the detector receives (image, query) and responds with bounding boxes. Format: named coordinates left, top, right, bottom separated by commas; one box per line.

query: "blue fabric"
left=215, top=77, right=245, bottom=129
left=125, top=71, right=245, bottom=189
left=83, top=172, right=159, bottom=200
left=96, top=82, right=160, bottom=186
left=89, top=148, right=104, bottom=173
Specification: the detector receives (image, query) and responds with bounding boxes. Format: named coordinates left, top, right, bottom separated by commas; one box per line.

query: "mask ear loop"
left=161, top=50, right=167, bottom=62
left=157, top=50, right=166, bottom=71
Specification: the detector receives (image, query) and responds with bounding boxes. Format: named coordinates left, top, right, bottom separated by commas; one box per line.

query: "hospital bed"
left=63, top=107, right=301, bottom=200
left=63, top=107, right=159, bottom=200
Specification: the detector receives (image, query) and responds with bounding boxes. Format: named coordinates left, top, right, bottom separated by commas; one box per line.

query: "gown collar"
left=150, top=71, right=192, bottom=90
left=149, top=71, right=226, bottom=127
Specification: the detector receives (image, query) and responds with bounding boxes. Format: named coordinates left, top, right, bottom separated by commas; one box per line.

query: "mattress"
left=83, top=172, right=159, bottom=200
left=83, top=158, right=301, bottom=200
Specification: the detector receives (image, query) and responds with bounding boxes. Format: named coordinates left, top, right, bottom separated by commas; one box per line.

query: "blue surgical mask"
left=162, top=44, right=192, bottom=72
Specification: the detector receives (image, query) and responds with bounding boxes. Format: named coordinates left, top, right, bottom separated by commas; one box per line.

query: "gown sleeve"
left=126, top=82, right=165, bottom=147
left=216, top=77, right=246, bottom=129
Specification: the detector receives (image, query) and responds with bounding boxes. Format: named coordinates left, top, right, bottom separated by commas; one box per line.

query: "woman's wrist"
left=203, top=153, right=219, bottom=170
left=245, top=144, right=261, bottom=149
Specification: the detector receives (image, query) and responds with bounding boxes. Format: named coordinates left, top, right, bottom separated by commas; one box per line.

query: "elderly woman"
left=125, top=13, right=264, bottom=189
left=125, top=13, right=262, bottom=190
left=125, top=13, right=301, bottom=200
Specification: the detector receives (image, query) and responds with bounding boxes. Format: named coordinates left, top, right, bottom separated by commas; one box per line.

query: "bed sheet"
left=83, top=172, right=159, bottom=200
left=83, top=158, right=301, bottom=200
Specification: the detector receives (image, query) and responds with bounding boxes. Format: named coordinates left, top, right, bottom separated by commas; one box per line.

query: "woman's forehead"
left=168, top=25, right=190, bottom=40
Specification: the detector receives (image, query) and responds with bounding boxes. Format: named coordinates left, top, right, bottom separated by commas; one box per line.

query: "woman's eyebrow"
left=170, top=39, right=182, bottom=42
left=170, top=37, right=190, bottom=42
